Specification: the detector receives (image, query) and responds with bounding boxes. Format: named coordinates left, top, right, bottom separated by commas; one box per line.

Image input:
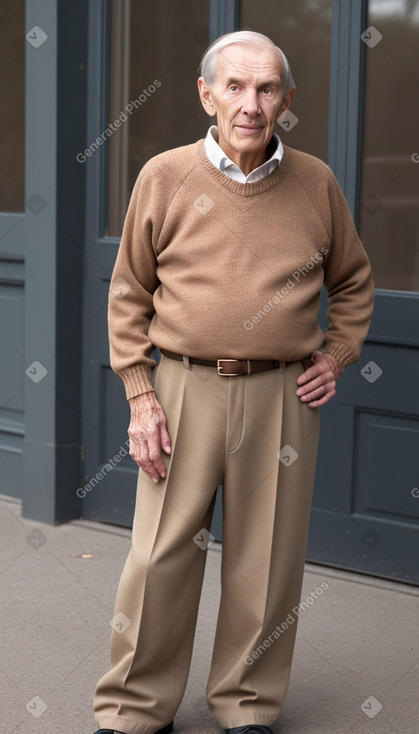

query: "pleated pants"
left=94, top=353, right=320, bottom=734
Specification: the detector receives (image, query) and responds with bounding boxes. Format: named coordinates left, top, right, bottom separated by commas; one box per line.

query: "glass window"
left=0, top=1, right=25, bottom=212
left=107, top=0, right=210, bottom=236
left=240, top=0, right=333, bottom=162
left=358, top=0, right=419, bottom=291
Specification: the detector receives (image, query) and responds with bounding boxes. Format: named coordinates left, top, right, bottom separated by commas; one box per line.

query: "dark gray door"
left=308, top=297, right=419, bottom=584
left=306, top=0, right=419, bottom=585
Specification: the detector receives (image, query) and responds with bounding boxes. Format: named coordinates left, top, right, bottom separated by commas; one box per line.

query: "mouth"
left=235, top=125, right=264, bottom=135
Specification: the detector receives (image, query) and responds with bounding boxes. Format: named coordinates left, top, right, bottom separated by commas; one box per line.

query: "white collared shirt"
left=204, top=125, right=284, bottom=183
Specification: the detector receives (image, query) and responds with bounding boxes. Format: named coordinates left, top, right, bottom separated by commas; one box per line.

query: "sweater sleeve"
left=321, top=172, right=374, bottom=370
left=108, top=163, right=163, bottom=399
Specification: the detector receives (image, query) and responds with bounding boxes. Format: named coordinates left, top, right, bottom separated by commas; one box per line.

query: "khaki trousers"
left=94, top=354, right=319, bottom=734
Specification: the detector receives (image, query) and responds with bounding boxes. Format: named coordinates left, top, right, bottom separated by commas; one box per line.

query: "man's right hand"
left=128, top=392, right=171, bottom=483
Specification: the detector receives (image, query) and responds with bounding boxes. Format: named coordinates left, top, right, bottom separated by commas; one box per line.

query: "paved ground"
left=1, top=494, right=418, bottom=734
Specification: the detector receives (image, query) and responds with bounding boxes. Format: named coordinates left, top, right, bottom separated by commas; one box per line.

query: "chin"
left=238, top=137, right=266, bottom=150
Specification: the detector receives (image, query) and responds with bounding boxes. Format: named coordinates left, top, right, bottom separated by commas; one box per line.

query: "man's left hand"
left=296, top=351, right=341, bottom=408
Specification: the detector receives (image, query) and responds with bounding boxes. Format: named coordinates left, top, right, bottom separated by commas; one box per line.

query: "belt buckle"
left=217, top=358, right=242, bottom=376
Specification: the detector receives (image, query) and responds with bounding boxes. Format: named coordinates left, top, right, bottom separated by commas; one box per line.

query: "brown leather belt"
left=160, top=349, right=312, bottom=376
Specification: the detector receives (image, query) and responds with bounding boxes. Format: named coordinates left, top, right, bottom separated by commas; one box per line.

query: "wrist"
left=129, top=391, right=155, bottom=416
left=313, top=351, right=341, bottom=379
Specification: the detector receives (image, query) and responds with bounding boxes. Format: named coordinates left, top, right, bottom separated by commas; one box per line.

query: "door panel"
left=356, top=412, right=419, bottom=521
left=309, top=340, right=419, bottom=584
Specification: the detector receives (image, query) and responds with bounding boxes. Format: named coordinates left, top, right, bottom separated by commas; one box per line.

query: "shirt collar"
left=204, top=125, right=284, bottom=183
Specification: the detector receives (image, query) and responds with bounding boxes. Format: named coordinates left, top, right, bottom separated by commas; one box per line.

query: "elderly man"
left=93, top=30, right=374, bottom=734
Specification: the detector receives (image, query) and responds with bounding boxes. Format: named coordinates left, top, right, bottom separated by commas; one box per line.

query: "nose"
left=241, top=88, right=261, bottom=116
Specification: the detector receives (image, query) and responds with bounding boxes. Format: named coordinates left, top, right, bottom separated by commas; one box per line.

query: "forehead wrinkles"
left=216, top=49, right=282, bottom=84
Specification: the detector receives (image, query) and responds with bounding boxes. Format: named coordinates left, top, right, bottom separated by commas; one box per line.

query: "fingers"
left=139, top=432, right=168, bottom=483
left=297, top=370, right=334, bottom=391
left=301, top=385, right=336, bottom=408
left=129, top=424, right=168, bottom=482
left=159, top=419, right=172, bottom=455
left=127, top=393, right=171, bottom=482
left=296, top=351, right=340, bottom=408
left=297, top=379, right=336, bottom=407
left=296, top=368, right=335, bottom=399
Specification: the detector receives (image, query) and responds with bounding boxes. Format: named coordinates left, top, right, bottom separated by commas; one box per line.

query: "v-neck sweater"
left=108, top=140, right=374, bottom=399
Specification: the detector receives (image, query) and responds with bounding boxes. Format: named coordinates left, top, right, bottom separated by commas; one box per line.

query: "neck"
left=230, top=151, right=267, bottom=175
left=218, top=136, right=276, bottom=176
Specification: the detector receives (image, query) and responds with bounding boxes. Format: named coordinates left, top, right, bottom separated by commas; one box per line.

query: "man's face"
left=198, top=43, right=294, bottom=171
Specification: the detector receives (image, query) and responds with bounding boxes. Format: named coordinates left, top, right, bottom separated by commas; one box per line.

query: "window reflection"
left=0, top=1, right=25, bottom=212
left=240, top=0, right=333, bottom=162
left=359, top=0, right=419, bottom=291
left=107, top=0, right=210, bottom=236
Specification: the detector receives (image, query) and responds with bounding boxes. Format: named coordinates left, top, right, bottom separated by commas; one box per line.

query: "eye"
left=262, top=88, right=272, bottom=95
left=229, top=85, right=239, bottom=92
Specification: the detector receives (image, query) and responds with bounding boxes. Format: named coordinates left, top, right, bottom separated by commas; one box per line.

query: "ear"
left=277, top=87, right=296, bottom=120
left=197, top=77, right=217, bottom=117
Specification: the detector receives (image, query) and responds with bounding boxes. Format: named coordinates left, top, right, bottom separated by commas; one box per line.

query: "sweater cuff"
left=322, top=343, right=357, bottom=371
left=119, top=365, right=155, bottom=400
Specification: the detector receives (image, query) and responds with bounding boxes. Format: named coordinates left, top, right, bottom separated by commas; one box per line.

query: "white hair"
left=199, top=30, right=295, bottom=94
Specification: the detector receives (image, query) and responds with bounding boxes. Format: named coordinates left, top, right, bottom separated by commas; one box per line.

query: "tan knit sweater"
left=108, top=140, right=374, bottom=399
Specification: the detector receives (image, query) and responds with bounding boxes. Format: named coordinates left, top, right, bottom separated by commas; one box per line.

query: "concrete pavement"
left=0, top=494, right=418, bottom=734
